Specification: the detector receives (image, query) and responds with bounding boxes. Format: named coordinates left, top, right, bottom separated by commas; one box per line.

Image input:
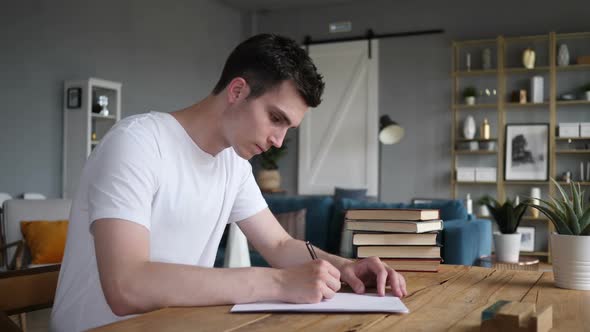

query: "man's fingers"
left=345, top=271, right=366, bottom=294
left=321, top=281, right=337, bottom=299
left=389, top=270, right=402, bottom=297
left=399, top=272, right=408, bottom=297
left=366, top=258, right=388, bottom=296
left=325, top=274, right=342, bottom=293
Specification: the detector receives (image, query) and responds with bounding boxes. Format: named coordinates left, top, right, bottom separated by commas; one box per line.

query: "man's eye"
left=270, top=114, right=281, bottom=123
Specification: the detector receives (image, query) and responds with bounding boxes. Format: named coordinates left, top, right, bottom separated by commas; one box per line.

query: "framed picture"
left=67, top=87, right=82, bottom=109
left=504, top=124, right=549, bottom=181
left=517, top=226, right=535, bottom=252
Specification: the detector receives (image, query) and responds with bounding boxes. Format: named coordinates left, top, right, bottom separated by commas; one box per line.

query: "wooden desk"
left=92, top=265, right=589, bottom=331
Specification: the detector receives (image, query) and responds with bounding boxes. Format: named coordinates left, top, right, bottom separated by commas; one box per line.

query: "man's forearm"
left=261, top=238, right=352, bottom=271
left=109, top=262, right=281, bottom=316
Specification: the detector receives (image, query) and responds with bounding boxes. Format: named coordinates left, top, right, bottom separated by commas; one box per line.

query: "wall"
left=0, top=0, right=244, bottom=198
left=257, top=0, right=590, bottom=202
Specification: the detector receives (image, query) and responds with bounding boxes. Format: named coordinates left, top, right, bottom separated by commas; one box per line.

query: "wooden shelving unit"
left=451, top=31, right=590, bottom=262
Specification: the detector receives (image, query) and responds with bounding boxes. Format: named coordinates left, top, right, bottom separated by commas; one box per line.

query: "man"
left=50, top=34, right=407, bottom=331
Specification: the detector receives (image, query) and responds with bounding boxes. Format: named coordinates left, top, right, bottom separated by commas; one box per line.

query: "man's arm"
left=239, top=208, right=407, bottom=298
left=93, top=215, right=341, bottom=316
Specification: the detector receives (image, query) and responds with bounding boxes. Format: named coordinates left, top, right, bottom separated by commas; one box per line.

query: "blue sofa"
left=215, top=195, right=492, bottom=267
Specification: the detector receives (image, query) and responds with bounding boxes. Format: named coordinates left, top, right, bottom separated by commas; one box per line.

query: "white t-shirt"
left=50, top=111, right=267, bottom=331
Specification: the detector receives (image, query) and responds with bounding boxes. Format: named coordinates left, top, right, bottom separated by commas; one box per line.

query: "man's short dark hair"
left=212, top=34, right=325, bottom=107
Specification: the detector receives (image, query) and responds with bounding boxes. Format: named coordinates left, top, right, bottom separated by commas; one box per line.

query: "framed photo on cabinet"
left=504, top=123, right=549, bottom=181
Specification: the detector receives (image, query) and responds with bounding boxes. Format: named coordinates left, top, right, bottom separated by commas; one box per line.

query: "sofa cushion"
left=264, top=195, right=334, bottom=251
left=334, top=187, right=368, bottom=201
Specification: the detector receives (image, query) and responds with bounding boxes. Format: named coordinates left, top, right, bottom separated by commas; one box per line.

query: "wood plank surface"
left=91, top=265, right=590, bottom=332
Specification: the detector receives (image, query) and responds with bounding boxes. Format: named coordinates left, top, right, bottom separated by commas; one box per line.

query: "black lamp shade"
left=379, top=115, right=404, bottom=144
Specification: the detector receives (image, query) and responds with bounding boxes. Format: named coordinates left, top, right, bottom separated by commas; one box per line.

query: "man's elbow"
left=103, top=278, right=145, bottom=317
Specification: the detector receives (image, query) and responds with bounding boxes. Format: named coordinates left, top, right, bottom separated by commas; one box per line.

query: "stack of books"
left=345, top=208, right=443, bottom=272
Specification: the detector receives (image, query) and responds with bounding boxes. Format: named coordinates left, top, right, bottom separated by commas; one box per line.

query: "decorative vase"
left=482, top=48, right=492, bottom=70
left=462, top=115, right=476, bottom=139
left=551, top=233, right=590, bottom=290
left=256, top=169, right=281, bottom=191
left=480, top=118, right=490, bottom=139
left=586, top=90, right=590, bottom=101
left=493, top=232, right=522, bottom=263
left=529, top=187, right=541, bottom=218
left=557, top=44, right=570, bottom=67
left=465, top=96, right=476, bottom=105
left=522, top=48, right=536, bottom=69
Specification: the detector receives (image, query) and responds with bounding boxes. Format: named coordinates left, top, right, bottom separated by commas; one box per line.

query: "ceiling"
left=220, top=0, right=361, bottom=11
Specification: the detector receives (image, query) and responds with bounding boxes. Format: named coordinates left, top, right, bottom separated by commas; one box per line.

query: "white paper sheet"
left=231, top=293, right=409, bottom=313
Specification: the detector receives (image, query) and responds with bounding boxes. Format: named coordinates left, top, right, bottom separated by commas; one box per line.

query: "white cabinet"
left=62, top=78, right=121, bottom=199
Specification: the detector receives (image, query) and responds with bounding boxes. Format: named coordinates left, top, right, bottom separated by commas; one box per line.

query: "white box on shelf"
left=456, top=167, right=476, bottom=182
left=475, top=167, right=497, bottom=182
left=558, top=123, right=580, bottom=138
left=530, top=76, right=544, bottom=103
left=581, top=123, right=590, bottom=137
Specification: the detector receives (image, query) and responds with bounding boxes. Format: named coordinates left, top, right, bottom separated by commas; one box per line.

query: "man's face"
left=226, top=80, right=308, bottom=160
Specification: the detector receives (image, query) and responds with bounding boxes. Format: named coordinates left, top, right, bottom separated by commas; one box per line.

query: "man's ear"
left=227, top=77, right=250, bottom=104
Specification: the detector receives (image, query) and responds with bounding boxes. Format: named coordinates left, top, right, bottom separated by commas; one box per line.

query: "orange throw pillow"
left=20, top=220, right=68, bottom=264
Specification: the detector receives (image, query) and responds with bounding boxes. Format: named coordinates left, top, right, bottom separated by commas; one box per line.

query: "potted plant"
left=256, top=140, right=288, bottom=192
left=524, top=179, right=590, bottom=290
left=580, top=82, right=590, bottom=101
left=463, top=86, right=477, bottom=105
left=479, top=196, right=528, bottom=263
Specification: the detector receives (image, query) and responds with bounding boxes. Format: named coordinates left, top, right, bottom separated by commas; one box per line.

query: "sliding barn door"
left=298, top=40, right=379, bottom=196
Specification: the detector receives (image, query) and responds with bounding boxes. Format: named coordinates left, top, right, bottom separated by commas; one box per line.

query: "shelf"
left=504, top=181, right=550, bottom=185
left=453, top=69, right=498, bottom=77
left=91, top=113, right=116, bottom=120
left=456, top=138, right=497, bottom=142
left=454, top=181, right=497, bottom=185
left=556, top=64, right=590, bottom=71
left=91, top=140, right=100, bottom=145
left=555, top=150, right=590, bottom=154
left=555, top=137, right=590, bottom=141
left=556, top=100, right=590, bottom=106
left=504, top=102, right=549, bottom=109
left=454, top=150, right=497, bottom=155
left=454, top=103, right=497, bottom=110
left=504, top=66, right=550, bottom=74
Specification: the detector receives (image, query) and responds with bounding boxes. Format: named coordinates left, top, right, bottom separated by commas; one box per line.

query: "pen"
left=305, top=240, right=318, bottom=260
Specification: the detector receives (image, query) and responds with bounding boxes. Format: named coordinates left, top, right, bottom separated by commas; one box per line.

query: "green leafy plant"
left=259, top=139, right=289, bottom=170
left=463, top=86, right=477, bottom=98
left=524, top=179, right=590, bottom=235
left=580, top=82, right=590, bottom=92
left=478, top=196, right=528, bottom=234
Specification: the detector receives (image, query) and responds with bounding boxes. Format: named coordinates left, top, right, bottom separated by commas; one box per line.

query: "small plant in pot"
left=463, top=86, right=477, bottom=105
left=256, top=140, right=288, bottom=192
left=479, top=196, right=528, bottom=263
left=524, top=179, right=590, bottom=290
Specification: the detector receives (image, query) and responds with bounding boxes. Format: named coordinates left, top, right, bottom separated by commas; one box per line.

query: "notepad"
left=231, top=293, right=409, bottom=313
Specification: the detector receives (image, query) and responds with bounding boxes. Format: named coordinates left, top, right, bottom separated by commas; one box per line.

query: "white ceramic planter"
left=551, top=233, right=590, bottom=290
left=585, top=90, right=590, bottom=101
left=494, top=232, right=522, bottom=263
left=465, top=96, right=476, bottom=105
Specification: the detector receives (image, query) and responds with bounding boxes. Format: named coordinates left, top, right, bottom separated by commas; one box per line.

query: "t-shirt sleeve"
left=86, top=126, right=160, bottom=231
left=228, top=163, right=268, bottom=223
